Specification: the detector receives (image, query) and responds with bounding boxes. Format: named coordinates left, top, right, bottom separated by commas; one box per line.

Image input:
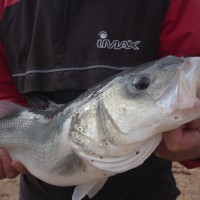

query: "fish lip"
left=157, top=58, right=200, bottom=113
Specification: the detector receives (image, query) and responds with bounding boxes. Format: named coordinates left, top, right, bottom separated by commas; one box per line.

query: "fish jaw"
left=157, top=57, right=200, bottom=114
left=150, top=57, right=200, bottom=134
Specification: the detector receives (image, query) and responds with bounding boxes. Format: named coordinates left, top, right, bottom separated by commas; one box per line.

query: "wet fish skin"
left=0, top=103, right=111, bottom=186
left=0, top=56, right=200, bottom=200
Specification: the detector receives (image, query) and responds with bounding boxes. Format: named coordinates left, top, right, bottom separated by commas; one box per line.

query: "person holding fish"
left=0, top=0, right=200, bottom=200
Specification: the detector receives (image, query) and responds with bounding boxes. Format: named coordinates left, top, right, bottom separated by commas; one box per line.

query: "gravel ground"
left=174, top=162, right=200, bottom=200
left=0, top=178, right=19, bottom=200
left=0, top=162, right=199, bottom=200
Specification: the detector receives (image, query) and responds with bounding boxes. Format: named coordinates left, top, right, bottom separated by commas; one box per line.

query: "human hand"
left=0, top=148, right=28, bottom=179
left=155, top=119, right=200, bottom=161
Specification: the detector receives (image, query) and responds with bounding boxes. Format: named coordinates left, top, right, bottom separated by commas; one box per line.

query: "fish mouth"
left=176, top=57, right=200, bottom=110
left=157, top=57, right=200, bottom=113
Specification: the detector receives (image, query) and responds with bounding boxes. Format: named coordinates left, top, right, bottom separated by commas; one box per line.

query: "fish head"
left=100, top=56, right=200, bottom=144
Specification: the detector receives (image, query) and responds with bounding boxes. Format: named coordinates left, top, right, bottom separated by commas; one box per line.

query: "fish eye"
left=132, top=75, right=150, bottom=90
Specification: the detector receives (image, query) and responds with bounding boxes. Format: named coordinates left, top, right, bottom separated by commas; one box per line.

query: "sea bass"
left=0, top=56, right=200, bottom=200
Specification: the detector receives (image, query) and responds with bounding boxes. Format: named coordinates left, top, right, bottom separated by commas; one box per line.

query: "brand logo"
left=97, top=31, right=140, bottom=50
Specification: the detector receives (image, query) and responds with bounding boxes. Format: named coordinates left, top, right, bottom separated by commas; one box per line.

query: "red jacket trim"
left=180, top=160, right=200, bottom=169
left=159, top=0, right=200, bottom=57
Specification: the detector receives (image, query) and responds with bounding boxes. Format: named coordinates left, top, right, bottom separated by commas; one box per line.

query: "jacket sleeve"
left=0, top=41, right=27, bottom=106
left=0, top=0, right=26, bottom=106
left=159, top=0, right=200, bottom=57
left=159, top=0, right=200, bottom=168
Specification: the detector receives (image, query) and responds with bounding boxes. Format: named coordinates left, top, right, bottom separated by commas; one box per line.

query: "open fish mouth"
left=157, top=57, right=200, bottom=113
left=174, top=57, right=200, bottom=110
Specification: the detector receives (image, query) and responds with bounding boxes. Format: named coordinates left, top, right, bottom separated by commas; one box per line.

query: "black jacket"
left=1, top=0, right=169, bottom=93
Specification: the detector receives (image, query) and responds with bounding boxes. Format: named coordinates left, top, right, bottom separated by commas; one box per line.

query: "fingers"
left=0, top=158, right=6, bottom=179
left=0, top=149, right=28, bottom=180
left=0, top=149, right=19, bottom=179
left=155, top=127, right=200, bottom=161
left=12, top=161, right=28, bottom=174
left=160, top=129, right=183, bottom=153
left=154, top=129, right=183, bottom=161
left=186, top=118, right=200, bottom=129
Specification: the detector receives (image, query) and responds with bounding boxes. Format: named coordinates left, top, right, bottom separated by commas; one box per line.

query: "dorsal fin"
left=0, top=100, right=26, bottom=119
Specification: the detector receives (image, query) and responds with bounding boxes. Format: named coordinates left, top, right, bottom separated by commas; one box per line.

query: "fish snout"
left=177, top=57, right=200, bottom=109
left=157, top=57, right=200, bottom=114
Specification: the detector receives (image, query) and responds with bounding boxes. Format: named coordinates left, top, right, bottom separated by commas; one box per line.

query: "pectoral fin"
left=72, top=178, right=107, bottom=200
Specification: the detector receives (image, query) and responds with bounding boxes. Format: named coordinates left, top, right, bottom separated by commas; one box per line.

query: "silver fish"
left=0, top=56, right=200, bottom=200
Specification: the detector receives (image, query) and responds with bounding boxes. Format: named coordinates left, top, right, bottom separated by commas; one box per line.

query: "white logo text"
left=97, top=31, right=140, bottom=50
